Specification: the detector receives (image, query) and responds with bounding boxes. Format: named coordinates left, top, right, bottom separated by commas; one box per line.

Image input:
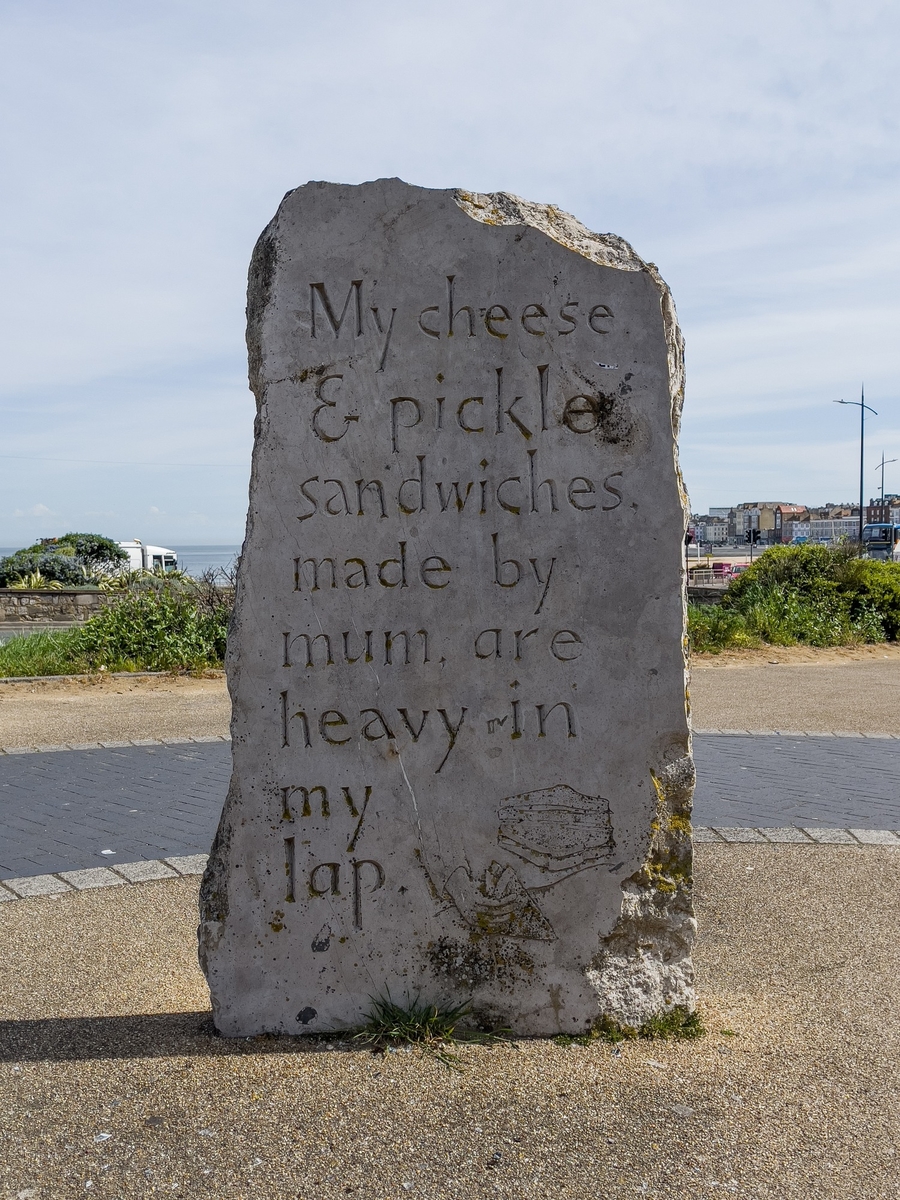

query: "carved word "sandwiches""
left=297, top=452, right=623, bottom=521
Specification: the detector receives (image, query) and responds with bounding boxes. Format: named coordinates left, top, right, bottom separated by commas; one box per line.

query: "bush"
left=689, top=544, right=900, bottom=652
left=0, top=530, right=126, bottom=588
left=0, top=573, right=233, bottom=677
left=0, top=552, right=92, bottom=587
left=72, top=588, right=229, bottom=672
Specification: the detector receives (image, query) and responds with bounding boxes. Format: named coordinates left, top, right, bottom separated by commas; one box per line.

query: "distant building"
left=866, top=496, right=900, bottom=524
left=809, top=518, right=860, bottom=543
left=774, top=504, right=807, bottom=543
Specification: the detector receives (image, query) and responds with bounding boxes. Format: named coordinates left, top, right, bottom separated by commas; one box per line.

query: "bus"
left=862, top=524, right=900, bottom=561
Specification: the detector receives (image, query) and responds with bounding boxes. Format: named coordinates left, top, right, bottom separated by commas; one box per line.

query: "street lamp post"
left=876, top=453, right=898, bottom=504
left=834, top=386, right=877, bottom=547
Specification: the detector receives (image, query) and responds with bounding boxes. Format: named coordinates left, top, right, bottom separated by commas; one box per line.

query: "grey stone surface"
left=57, top=867, right=125, bottom=890
left=713, top=827, right=769, bottom=843
left=200, top=180, right=694, bottom=1038
left=112, top=860, right=178, bottom=883
left=2, top=874, right=72, bottom=898
left=692, top=828, right=722, bottom=843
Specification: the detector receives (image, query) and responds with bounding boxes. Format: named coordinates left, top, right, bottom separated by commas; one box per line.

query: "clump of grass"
left=352, top=993, right=507, bottom=1071
left=0, top=576, right=231, bottom=677
left=0, top=628, right=87, bottom=678
left=556, top=1006, right=705, bottom=1046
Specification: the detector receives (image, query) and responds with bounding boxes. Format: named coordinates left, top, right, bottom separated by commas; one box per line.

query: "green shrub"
left=689, top=544, right=900, bottom=651
left=0, top=552, right=91, bottom=588
left=72, top=589, right=229, bottom=672
left=0, top=574, right=232, bottom=677
left=687, top=604, right=760, bottom=653
left=0, top=530, right=127, bottom=588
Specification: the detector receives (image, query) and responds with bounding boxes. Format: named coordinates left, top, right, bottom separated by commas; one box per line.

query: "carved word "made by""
left=291, top=534, right=557, bottom=614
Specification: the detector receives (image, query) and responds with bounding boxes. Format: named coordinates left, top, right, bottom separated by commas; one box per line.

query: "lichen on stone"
left=586, top=755, right=696, bottom=1029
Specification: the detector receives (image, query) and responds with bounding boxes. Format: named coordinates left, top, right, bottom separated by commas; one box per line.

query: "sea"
left=0, top=544, right=243, bottom=580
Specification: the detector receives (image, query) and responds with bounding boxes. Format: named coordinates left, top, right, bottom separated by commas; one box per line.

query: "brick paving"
left=0, top=734, right=898, bottom=878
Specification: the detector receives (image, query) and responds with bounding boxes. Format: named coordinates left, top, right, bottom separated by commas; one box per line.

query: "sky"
left=1, top=0, right=898, bottom=545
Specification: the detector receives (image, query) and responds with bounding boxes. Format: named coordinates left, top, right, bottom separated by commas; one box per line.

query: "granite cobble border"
left=0, top=735, right=231, bottom=755
left=1, top=835, right=898, bottom=902
left=693, top=827, right=900, bottom=845
left=0, top=854, right=209, bottom=900
left=4, top=728, right=896, bottom=755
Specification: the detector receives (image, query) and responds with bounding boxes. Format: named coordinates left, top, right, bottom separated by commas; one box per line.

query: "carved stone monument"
left=199, top=180, right=695, bottom=1036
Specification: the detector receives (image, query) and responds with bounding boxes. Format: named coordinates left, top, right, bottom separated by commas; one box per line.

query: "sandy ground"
left=690, top=649, right=900, bottom=734
left=0, top=845, right=897, bottom=1199
left=2, top=651, right=900, bottom=748
left=0, top=673, right=230, bottom=749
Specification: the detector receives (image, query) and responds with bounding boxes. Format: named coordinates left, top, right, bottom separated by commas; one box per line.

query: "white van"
left=117, top=541, right=178, bottom=572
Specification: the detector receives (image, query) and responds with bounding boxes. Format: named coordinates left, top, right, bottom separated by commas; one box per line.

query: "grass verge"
left=555, top=1006, right=705, bottom=1046
left=351, top=994, right=508, bottom=1071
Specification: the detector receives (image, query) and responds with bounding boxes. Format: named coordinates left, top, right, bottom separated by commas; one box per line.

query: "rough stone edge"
left=455, top=188, right=693, bottom=1032
left=454, top=190, right=686, bottom=439
left=0, top=855, right=209, bottom=901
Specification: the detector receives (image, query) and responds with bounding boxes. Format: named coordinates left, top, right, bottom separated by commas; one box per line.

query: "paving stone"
left=164, top=854, right=209, bottom=875
left=760, top=827, right=814, bottom=843
left=802, top=827, right=857, bottom=844
left=2, top=874, right=72, bottom=897
left=112, top=859, right=178, bottom=882
left=128, top=739, right=163, bottom=747
left=57, top=867, right=126, bottom=890
left=0, top=884, right=16, bottom=901
left=712, top=828, right=769, bottom=843
left=847, top=828, right=900, bottom=846
left=691, top=827, right=722, bottom=842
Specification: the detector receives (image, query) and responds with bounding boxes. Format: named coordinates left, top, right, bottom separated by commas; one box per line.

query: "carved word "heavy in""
left=284, top=703, right=466, bottom=774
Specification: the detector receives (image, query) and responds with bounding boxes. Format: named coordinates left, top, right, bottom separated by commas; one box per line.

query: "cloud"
left=12, top=503, right=55, bottom=519
left=0, top=0, right=898, bottom=531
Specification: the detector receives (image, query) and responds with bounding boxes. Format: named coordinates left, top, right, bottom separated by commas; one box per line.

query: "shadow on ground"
left=0, top=1011, right=341, bottom=1062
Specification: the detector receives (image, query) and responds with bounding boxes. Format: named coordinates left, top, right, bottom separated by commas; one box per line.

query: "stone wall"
left=0, top=589, right=107, bottom=633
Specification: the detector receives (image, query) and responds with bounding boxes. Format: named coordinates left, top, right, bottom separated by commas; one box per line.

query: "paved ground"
left=0, top=672, right=230, bottom=749
left=2, top=652, right=900, bottom=753
left=1, top=734, right=898, bottom=878
left=691, top=654, right=900, bottom=735
left=2, top=846, right=898, bottom=1199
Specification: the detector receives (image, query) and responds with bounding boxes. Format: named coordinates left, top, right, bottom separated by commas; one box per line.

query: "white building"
left=808, top=518, right=860, bottom=543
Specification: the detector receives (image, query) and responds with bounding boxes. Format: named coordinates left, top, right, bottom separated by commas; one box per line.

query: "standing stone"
left=199, top=179, right=695, bottom=1037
